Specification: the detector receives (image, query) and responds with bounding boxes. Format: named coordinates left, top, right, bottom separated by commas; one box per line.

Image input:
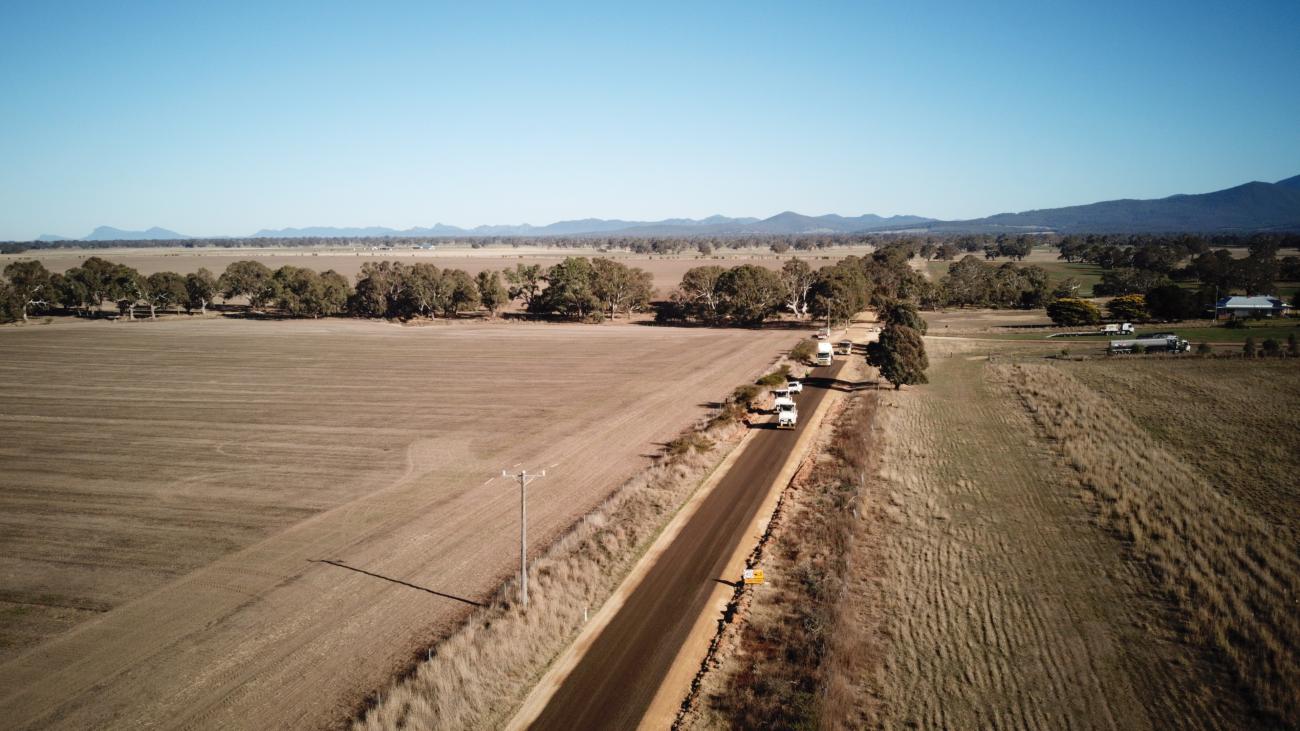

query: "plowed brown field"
left=0, top=317, right=793, bottom=729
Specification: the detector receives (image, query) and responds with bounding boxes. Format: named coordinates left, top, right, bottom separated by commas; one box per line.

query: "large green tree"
left=476, top=270, right=509, bottom=317
left=778, top=259, right=816, bottom=319
left=716, top=264, right=783, bottom=325
left=350, top=261, right=409, bottom=318
left=867, top=324, right=929, bottom=389
left=591, top=258, right=653, bottom=319
left=535, top=257, right=600, bottom=319
left=218, top=261, right=274, bottom=310
left=145, top=271, right=188, bottom=318
left=185, top=268, right=218, bottom=314
left=880, top=300, right=928, bottom=334
left=504, top=263, right=545, bottom=311
left=438, top=269, right=481, bottom=317
left=677, top=265, right=726, bottom=322
left=2, top=260, right=53, bottom=322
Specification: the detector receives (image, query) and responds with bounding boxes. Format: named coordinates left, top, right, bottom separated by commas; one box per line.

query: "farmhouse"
left=1215, top=295, right=1290, bottom=319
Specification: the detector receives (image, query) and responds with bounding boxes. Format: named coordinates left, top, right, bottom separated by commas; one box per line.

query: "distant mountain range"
left=29, top=174, right=1300, bottom=242
left=898, top=175, right=1300, bottom=234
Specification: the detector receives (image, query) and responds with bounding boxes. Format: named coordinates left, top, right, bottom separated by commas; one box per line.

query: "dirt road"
left=525, top=359, right=848, bottom=731
left=0, top=319, right=793, bottom=730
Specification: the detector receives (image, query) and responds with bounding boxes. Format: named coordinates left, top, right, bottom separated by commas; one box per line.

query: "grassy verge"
left=979, top=320, right=1299, bottom=343
left=352, top=363, right=790, bottom=730
left=995, top=362, right=1300, bottom=726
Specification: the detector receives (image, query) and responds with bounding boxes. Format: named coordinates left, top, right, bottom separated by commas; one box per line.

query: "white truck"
left=772, top=392, right=796, bottom=413
left=1108, top=335, right=1191, bottom=354
left=815, top=341, right=834, bottom=366
left=785, top=379, right=803, bottom=394
left=776, top=402, right=798, bottom=429
left=1102, top=323, right=1135, bottom=335
left=836, top=339, right=853, bottom=355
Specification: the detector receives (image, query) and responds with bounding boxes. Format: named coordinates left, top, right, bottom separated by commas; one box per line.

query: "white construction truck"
left=772, top=392, right=796, bottom=414
left=776, top=401, right=798, bottom=429
left=815, top=341, right=833, bottom=366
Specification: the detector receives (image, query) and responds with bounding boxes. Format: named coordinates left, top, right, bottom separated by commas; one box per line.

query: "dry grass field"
left=0, top=317, right=794, bottom=730
left=833, top=335, right=1287, bottom=729
left=1061, top=357, right=1300, bottom=528
left=0, top=244, right=866, bottom=298
left=999, top=358, right=1299, bottom=726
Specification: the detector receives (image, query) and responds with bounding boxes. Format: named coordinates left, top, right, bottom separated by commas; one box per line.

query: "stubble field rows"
left=0, top=317, right=794, bottom=729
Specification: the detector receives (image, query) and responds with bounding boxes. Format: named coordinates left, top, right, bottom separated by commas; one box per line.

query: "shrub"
left=665, top=433, right=715, bottom=457
left=1106, top=294, right=1148, bottom=322
left=1261, top=338, right=1282, bottom=357
left=1224, top=318, right=1248, bottom=329
left=790, top=340, right=816, bottom=363
left=1196, top=342, right=1213, bottom=356
left=1289, top=333, right=1298, bottom=356
left=757, top=372, right=787, bottom=387
left=1046, top=298, right=1101, bottom=327
left=731, top=384, right=761, bottom=407
left=1243, top=337, right=1257, bottom=358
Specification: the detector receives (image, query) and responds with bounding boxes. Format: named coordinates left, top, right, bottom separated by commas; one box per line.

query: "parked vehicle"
left=836, top=339, right=853, bottom=355
left=815, top=341, right=833, bottom=366
left=1102, top=323, right=1135, bottom=335
left=815, top=327, right=830, bottom=340
left=1108, top=335, right=1191, bottom=354
left=785, top=379, right=803, bottom=394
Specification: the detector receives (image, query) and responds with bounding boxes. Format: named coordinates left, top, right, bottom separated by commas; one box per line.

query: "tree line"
left=654, top=246, right=925, bottom=326
left=1045, top=235, right=1300, bottom=324
left=0, top=255, right=658, bottom=324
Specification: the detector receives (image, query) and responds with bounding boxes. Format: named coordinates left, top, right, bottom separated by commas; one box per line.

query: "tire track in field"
left=865, top=342, right=1242, bottom=730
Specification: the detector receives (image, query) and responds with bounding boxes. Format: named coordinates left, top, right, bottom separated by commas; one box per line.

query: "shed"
left=1215, top=295, right=1290, bottom=318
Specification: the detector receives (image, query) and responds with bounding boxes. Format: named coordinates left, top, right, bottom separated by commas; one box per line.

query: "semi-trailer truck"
left=815, top=341, right=833, bottom=366
left=1108, top=335, right=1191, bottom=354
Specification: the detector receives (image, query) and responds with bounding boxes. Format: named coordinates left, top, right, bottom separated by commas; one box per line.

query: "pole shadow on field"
left=309, top=559, right=484, bottom=607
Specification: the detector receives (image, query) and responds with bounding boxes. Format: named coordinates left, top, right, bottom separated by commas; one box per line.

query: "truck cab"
left=836, top=339, right=853, bottom=355
left=777, top=405, right=798, bottom=429
left=815, top=341, right=834, bottom=366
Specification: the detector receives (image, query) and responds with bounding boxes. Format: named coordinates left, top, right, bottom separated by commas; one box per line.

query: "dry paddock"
left=0, top=317, right=795, bottom=730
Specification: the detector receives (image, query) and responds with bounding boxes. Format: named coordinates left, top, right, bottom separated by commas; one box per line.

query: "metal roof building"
left=1215, top=295, right=1290, bottom=318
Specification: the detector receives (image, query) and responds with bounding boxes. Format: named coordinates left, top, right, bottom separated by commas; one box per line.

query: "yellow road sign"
left=743, top=569, right=765, bottom=585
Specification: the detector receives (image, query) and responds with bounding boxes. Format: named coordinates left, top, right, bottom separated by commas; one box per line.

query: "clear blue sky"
left=1, top=0, right=1298, bottom=240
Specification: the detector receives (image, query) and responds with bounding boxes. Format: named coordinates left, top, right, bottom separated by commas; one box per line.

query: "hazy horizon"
left=2, top=1, right=1298, bottom=240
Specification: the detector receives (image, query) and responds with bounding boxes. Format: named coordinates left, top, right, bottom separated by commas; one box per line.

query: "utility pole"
left=502, top=468, right=545, bottom=606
